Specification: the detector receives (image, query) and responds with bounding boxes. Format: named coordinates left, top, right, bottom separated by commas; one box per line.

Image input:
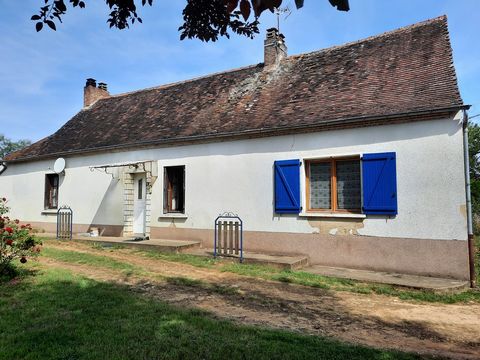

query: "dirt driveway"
left=39, top=241, right=480, bottom=359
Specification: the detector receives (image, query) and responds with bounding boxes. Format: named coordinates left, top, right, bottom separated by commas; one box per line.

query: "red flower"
left=5, top=227, right=13, bottom=234
left=14, top=219, right=19, bottom=224
left=21, top=224, right=26, bottom=229
left=5, top=239, right=13, bottom=246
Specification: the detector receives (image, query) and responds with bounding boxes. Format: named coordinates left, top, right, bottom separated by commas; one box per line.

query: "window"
left=44, top=174, right=59, bottom=209
left=138, top=178, right=143, bottom=200
left=306, top=158, right=361, bottom=213
left=163, top=166, right=185, bottom=213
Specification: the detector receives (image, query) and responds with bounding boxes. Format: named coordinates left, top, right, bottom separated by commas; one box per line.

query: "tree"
left=0, top=135, right=31, bottom=160
left=32, top=0, right=349, bottom=42
left=469, top=123, right=480, bottom=217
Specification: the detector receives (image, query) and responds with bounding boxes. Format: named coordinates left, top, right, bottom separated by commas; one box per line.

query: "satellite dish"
left=53, top=158, right=66, bottom=174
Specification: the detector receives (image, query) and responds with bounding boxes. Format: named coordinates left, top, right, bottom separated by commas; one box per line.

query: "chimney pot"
left=264, top=28, right=287, bottom=67
left=84, top=78, right=109, bottom=108
left=86, top=78, right=97, bottom=87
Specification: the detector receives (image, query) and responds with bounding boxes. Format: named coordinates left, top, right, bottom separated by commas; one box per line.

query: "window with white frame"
left=306, top=157, right=361, bottom=213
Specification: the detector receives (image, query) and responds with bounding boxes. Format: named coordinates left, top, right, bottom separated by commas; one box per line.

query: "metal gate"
left=214, top=212, right=243, bottom=262
left=56, top=206, right=73, bottom=240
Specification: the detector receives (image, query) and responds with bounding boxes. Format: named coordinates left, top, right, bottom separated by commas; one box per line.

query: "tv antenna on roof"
left=274, top=5, right=292, bottom=33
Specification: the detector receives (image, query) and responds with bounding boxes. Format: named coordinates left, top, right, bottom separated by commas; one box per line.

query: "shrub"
left=0, top=197, right=42, bottom=277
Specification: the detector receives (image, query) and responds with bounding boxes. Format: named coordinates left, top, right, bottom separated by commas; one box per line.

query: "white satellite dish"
left=53, top=158, right=66, bottom=174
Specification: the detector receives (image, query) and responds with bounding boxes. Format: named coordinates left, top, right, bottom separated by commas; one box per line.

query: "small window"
left=306, top=157, right=361, bottom=213
left=163, top=166, right=185, bottom=213
left=138, top=178, right=143, bottom=200
left=44, top=174, right=59, bottom=209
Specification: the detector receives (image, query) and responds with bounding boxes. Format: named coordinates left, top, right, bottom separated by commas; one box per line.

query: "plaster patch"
left=307, top=218, right=364, bottom=235
left=459, top=204, right=467, bottom=220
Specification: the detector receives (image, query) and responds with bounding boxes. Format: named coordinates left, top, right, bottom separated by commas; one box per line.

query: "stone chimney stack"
left=84, top=78, right=109, bottom=108
left=264, top=28, right=287, bottom=67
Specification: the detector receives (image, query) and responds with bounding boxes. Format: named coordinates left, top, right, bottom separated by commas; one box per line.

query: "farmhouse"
left=0, top=16, right=474, bottom=281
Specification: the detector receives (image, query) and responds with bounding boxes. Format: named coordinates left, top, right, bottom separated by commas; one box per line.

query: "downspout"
left=463, top=110, right=476, bottom=288
left=0, top=161, right=7, bottom=175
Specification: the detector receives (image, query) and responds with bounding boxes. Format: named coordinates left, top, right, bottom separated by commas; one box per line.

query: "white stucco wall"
left=0, top=114, right=467, bottom=241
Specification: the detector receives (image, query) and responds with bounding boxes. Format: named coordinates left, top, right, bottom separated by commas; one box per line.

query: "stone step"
left=305, top=265, right=470, bottom=293
left=187, top=248, right=309, bottom=270
left=43, top=233, right=201, bottom=253
left=90, top=238, right=202, bottom=253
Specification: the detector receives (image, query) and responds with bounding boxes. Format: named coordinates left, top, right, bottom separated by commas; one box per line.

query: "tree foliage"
left=32, top=0, right=349, bottom=41
left=0, top=135, right=31, bottom=160
left=469, top=123, right=480, bottom=215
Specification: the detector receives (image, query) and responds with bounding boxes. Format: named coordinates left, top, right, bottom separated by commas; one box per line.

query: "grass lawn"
left=135, top=244, right=480, bottom=304
left=0, top=265, right=420, bottom=360
left=40, top=238, right=480, bottom=304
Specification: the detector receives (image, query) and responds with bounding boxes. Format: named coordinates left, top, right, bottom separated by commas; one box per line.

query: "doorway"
left=133, top=173, right=147, bottom=236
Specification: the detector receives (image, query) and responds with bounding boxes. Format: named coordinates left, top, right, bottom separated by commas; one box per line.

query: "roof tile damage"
left=6, top=16, right=464, bottom=162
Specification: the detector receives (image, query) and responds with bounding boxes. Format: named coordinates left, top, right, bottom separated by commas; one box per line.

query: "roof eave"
left=5, top=105, right=469, bottom=164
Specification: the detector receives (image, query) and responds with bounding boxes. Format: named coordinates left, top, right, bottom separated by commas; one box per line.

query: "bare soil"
left=39, top=241, right=480, bottom=359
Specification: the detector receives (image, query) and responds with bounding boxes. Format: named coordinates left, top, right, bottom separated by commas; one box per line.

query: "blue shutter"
left=362, top=152, right=397, bottom=215
left=274, top=159, right=301, bottom=214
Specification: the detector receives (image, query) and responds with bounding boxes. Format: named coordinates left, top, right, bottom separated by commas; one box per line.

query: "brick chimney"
left=264, top=28, right=287, bottom=67
left=84, top=78, right=109, bottom=108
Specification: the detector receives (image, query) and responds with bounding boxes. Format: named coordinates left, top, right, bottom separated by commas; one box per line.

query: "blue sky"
left=0, top=0, right=479, bottom=142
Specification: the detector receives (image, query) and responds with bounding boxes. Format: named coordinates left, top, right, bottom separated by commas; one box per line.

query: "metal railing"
left=56, top=206, right=73, bottom=240
left=214, top=212, right=243, bottom=262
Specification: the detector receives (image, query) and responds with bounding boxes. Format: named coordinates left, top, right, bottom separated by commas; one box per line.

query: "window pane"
left=138, top=178, right=143, bottom=200
left=336, top=160, right=361, bottom=210
left=309, top=162, right=331, bottom=209
left=164, top=166, right=185, bottom=213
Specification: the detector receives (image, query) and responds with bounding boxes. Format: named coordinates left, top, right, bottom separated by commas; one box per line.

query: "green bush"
left=0, top=197, right=42, bottom=278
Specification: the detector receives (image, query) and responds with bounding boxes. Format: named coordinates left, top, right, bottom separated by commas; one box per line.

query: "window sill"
left=41, top=210, right=58, bottom=215
left=299, top=212, right=366, bottom=219
left=158, top=213, right=188, bottom=219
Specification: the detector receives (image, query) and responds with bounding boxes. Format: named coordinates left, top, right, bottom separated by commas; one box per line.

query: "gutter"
left=462, top=110, right=476, bottom=288
left=5, top=105, right=470, bottom=164
left=0, top=160, right=7, bottom=175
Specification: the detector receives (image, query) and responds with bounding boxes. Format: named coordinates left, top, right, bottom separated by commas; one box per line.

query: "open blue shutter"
left=362, top=152, right=397, bottom=215
left=274, top=159, right=301, bottom=214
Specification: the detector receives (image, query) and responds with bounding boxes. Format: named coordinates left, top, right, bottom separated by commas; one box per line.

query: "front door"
left=133, top=173, right=147, bottom=236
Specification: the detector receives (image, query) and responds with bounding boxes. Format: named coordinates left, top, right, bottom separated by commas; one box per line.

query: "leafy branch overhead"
left=32, top=0, right=349, bottom=41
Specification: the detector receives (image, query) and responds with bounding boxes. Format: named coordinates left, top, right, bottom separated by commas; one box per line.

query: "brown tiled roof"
left=6, top=15, right=465, bottom=162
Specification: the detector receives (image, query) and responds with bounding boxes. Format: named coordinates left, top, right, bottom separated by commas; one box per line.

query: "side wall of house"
left=0, top=114, right=469, bottom=279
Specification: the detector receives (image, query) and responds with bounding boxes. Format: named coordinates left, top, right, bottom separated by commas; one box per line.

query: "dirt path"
left=39, top=241, right=480, bottom=359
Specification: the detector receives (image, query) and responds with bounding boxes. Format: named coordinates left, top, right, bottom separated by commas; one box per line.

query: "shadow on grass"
left=0, top=268, right=420, bottom=360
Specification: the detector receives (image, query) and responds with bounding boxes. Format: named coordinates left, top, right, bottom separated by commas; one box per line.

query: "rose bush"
left=0, top=197, right=42, bottom=277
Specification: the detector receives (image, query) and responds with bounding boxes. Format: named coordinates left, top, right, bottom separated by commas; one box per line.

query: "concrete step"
left=187, top=248, right=309, bottom=270
left=91, top=238, right=202, bottom=253
left=305, top=265, right=470, bottom=293
left=43, top=233, right=201, bottom=253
